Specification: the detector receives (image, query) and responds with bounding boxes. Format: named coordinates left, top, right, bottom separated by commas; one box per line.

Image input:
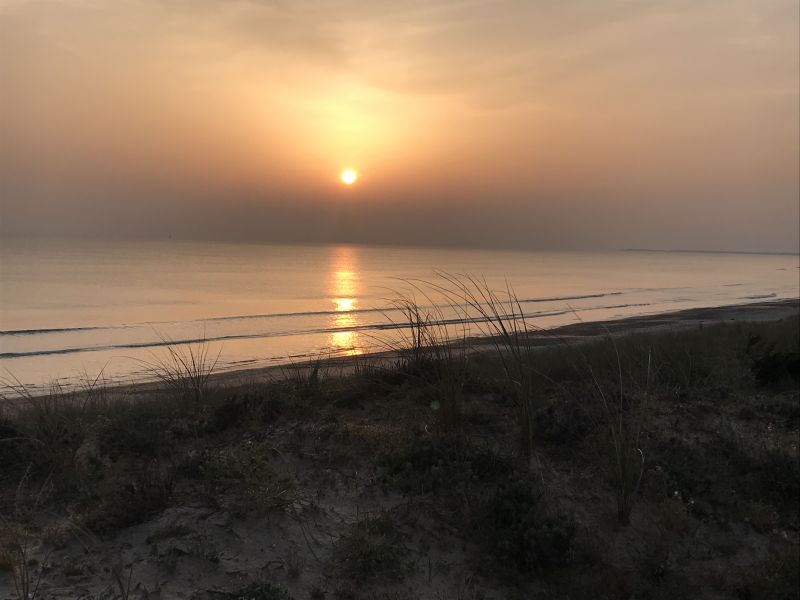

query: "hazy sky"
left=1, top=0, right=798, bottom=252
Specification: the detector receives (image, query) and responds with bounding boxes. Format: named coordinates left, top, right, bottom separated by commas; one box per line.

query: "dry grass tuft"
left=137, top=336, right=220, bottom=404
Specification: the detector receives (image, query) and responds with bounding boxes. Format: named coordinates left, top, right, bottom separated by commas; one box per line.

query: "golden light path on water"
left=328, top=246, right=363, bottom=356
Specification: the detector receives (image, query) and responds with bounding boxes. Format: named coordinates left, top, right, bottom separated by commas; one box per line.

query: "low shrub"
left=380, top=435, right=512, bottom=494
left=751, top=349, right=800, bottom=386
left=0, top=417, right=32, bottom=483
left=736, top=545, right=799, bottom=600
left=479, top=479, right=575, bottom=572
left=196, top=443, right=295, bottom=516
left=533, top=396, right=592, bottom=445
left=227, top=581, right=294, bottom=600
left=208, top=392, right=289, bottom=433
left=334, top=511, right=411, bottom=583
left=83, top=459, right=175, bottom=531
left=95, top=404, right=178, bottom=461
left=13, top=397, right=87, bottom=478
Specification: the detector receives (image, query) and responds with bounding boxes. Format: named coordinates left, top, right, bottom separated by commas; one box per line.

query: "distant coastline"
left=623, top=248, right=800, bottom=256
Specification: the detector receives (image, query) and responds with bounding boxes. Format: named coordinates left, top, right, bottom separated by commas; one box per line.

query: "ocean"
left=1, top=237, right=798, bottom=391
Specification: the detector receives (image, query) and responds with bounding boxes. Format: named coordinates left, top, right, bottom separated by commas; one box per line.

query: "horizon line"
left=1, top=231, right=798, bottom=257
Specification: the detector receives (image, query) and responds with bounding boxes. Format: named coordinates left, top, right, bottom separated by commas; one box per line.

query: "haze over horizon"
left=1, top=0, right=798, bottom=253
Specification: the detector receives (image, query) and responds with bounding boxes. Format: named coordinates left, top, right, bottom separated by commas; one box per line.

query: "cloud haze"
left=1, top=0, right=798, bottom=251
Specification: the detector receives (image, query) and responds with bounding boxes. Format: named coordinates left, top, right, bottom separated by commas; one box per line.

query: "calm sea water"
left=1, top=237, right=798, bottom=391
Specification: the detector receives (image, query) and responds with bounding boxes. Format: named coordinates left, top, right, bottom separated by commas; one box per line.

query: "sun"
left=340, top=168, right=358, bottom=185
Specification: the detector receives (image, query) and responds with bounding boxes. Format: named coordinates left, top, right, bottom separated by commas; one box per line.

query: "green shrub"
left=14, top=397, right=87, bottom=477
left=84, top=459, right=175, bottom=531
left=736, top=546, right=799, bottom=600
left=95, top=405, right=178, bottom=461
left=480, top=479, right=575, bottom=572
left=196, top=444, right=295, bottom=516
left=335, top=512, right=410, bottom=583
left=381, top=435, right=512, bottom=494
left=0, top=417, right=32, bottom=483
left=227, top=581, right=294, bottom=600
left=533, top=396, right=592, bottom=444
left=751, top=348, right=800, bottom=386
left=208, top=392, right=289, bottom=433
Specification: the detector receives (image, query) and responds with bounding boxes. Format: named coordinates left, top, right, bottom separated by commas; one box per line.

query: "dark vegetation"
left=0, top=305, right=798, bottom=599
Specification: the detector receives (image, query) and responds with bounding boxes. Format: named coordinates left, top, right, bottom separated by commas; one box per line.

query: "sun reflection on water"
left=328, top=246, right=362, bottom=356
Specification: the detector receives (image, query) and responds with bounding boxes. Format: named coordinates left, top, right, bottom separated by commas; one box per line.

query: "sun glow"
left=327, top=246, right=362, bottom=356
left=340, top=169, right=358, bottom=185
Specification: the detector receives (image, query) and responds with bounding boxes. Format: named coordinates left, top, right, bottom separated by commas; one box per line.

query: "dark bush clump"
left=480, top=479, right=575, bottom=572
left=208, top=392, right=288, bottom=433
left=335, top=512, right=410, bottom=583
left=750, top=447, right=800, bottom=506
left=381, top=435, right=512, bottom=494
left=736, top=546, right=799, bottom=600
left=0, top=417, right=32, bottom=482
left=195, top=444, right=295, bottom=516
left=751, top=348, right=800, bottom=386
left=95, top=405, right=177, bottom=461
left=84, top=459, right=175, bottom=531
left=227, top=582, right=294, bottom=600
left=533, top=396, right=592, bottom=444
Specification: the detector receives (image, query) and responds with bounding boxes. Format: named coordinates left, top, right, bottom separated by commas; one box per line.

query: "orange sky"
left=1, top=0, right=798, bottom=251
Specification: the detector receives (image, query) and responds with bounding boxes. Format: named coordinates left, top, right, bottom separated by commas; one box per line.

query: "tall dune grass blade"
left=137, top=337, right=221, bottom=404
